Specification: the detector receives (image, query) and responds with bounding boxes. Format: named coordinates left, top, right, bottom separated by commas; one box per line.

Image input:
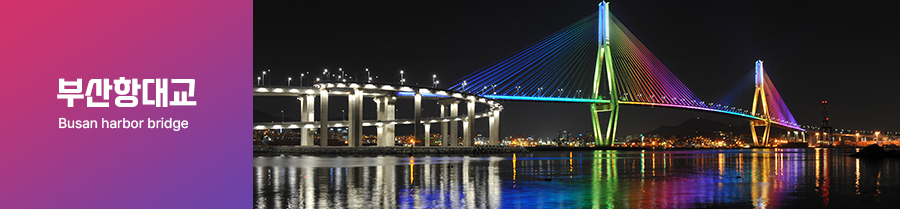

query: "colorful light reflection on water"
left=253, top=148, right=900, bottom=208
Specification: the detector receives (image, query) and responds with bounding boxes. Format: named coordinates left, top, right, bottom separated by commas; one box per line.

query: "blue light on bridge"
left=396, top=92, right=450, bottom=98
left=482, top=95, right=608, bottom=103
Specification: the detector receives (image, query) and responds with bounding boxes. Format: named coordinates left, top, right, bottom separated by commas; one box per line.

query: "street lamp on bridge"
left=324, top=69, right=329, bottom=81
left=288, top=77, right=291, bottom=86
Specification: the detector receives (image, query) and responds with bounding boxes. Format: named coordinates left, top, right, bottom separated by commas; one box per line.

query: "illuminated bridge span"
left=253, top=83, right=502, bottom=147
left=449, top=2, right=803, bottom=146
left=255, top=2, right=805, bottom=147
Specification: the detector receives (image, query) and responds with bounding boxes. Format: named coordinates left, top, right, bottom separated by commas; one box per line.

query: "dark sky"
left=254, top=0, right=900, bottom=138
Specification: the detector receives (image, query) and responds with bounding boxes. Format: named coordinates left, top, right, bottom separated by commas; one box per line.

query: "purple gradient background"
left=0, top=1, right=250, bottom=208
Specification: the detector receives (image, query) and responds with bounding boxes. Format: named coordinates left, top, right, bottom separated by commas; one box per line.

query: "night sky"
left=254, top=0, right=899, bottom=139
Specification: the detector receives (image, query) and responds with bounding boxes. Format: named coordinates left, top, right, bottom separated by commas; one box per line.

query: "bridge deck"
left=482, top=95, right=804, bottom=131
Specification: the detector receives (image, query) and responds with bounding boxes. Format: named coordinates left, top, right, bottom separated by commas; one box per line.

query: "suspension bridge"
left=449, top=2, right=803, bottom=147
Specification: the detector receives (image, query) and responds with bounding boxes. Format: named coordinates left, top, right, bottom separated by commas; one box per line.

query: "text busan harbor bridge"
left=256, top=2, right=814, bottom=147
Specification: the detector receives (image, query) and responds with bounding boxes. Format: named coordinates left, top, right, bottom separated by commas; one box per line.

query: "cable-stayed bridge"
left=254, top=2, right=804, bottom=148
left=450, top=2, right=803, bottom=147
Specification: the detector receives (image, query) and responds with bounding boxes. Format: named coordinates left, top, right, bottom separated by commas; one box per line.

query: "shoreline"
left=525, top=146, right=874, bottom=151
left=253, top=146, right=875, bottom=156
left=253, top=145, right=530, bottom=155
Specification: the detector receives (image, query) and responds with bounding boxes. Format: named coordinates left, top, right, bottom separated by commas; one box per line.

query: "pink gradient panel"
left=0, top=1, right=250, bottom=208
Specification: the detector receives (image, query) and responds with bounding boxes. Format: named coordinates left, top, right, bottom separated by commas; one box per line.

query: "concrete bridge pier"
left=462, top=120, right=470, bottom=146
left=449, top=102, right=459, bottom=146
left=414, top=93, right=422, bottom=146
left=298, top=96, right=307, bottom=145
left=464, top=100, right=475, bottom=146
left=440, top=104, right=448, bottom=146
left=319, top=90, right=329, bottom=146
left=305, top=95, right=315, bottom=145
left=348, top=89, right=363, bottom=146
left=375, top=96, right=395, bottom=147
left=489, top=109, right=500, bottom=145
left=298, top=96, right=312, bottom=146
left=801, top=132, right=806, bottom=142
left=424, top=123, right=431, bottom=147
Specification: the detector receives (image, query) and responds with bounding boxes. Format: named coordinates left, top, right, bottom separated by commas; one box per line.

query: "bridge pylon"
left=591, top=1, right=618, bottom=147
left=750, top=60, right=772, bottom=146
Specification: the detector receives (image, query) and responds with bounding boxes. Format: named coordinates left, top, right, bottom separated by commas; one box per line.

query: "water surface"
left=254, top=148, right=900, bottom=208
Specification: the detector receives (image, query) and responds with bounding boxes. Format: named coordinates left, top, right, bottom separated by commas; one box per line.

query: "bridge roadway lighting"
left=366, top=69, right=370, bottom=83
left=257, top=77, right=261, bottom=85
left=288, top=77, right=291, bottom=86
left=262, top=71, right=266, bottom=85
left=400, top=70, right=405, bottom=85
left=300, top=73, right=305, bottom=86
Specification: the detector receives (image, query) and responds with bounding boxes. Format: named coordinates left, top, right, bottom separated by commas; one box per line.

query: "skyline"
left=254, top=0, right=899, bottom=138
